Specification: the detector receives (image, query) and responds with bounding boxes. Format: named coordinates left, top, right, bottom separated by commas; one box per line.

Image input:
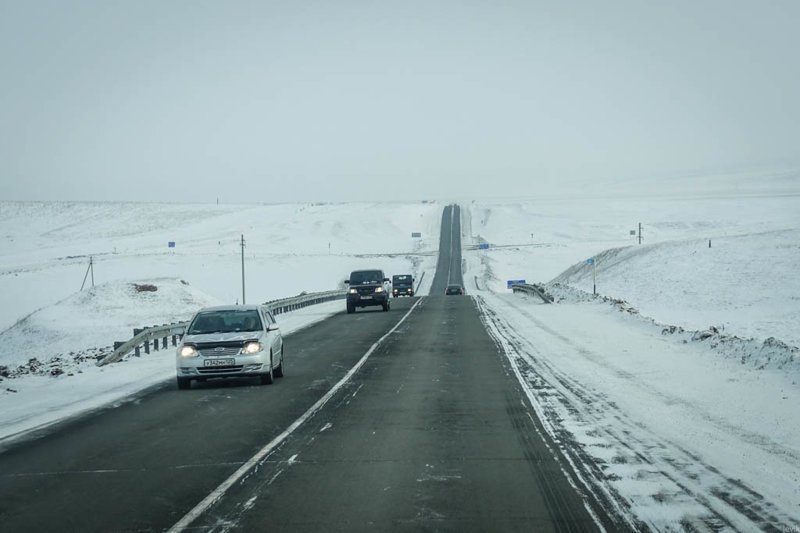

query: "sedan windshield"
left=187, top=310, right=263, bottom=335
left=350, top=271, right=383, bottom=285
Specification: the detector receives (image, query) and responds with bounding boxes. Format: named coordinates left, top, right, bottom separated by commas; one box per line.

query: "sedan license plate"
left=204, top=358, right=235, bottom=367
left=360, top=295, right=373, bottom=300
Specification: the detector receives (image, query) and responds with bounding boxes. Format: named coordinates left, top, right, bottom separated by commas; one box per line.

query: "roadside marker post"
left=586, top=258, right=596, bottom=296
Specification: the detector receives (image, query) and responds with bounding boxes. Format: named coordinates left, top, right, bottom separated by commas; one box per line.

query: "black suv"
left=346, top=269, right=391, bottom=313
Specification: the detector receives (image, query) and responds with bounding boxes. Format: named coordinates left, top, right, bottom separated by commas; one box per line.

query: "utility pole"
left=80, top=256, right=95, bottom=291
left=638, top=222, right=643, bottom=245
left=240, top=234, right=246, bottom=305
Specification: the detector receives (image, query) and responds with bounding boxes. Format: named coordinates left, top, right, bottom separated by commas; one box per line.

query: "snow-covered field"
left=1, top=173, right=798, bottom=529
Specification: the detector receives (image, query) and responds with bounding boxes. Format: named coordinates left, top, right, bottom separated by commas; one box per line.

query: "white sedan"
left=176, top=305, right=284, bottom=390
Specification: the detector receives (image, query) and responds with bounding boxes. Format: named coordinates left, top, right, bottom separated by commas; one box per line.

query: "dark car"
left=445, top=284, right=464, bottom=295
left=346, top=269, right=391, bottom=313
left=392, top=274, right=415, bottom=297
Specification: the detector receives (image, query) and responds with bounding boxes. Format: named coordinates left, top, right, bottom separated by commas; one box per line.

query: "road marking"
left=167, top=298, right=424, bottom=533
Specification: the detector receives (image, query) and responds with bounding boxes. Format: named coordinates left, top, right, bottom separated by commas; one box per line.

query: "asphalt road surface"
left=0, top=204, right=605, bottom=532
left=428, top=204, right=463, bottom=295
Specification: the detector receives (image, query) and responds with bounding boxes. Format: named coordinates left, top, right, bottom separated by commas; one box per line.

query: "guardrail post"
left=154, top=338, right=159, bottom=351
left=162, top=337, right=168, bottom=349
left=145, top=341, right=150, bottom=354
left=172, top=335, right=178, bottom=346
left=135, top=345, right=141, bottom=357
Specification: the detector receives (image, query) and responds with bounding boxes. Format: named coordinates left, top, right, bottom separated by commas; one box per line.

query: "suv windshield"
left=187, top=310, right=263, bottom=335
left=350, top=271, right=383, bottom=285
left=393, top=275, right=411, bottom=283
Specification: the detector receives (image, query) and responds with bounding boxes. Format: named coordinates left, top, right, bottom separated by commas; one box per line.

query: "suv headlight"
left=179, top=345, right=198, bottom=358
left=374, top=287, right=384, bottom=293
left=348, top=288, right=357, bottom=294
left=242, top=341, right=264, bottom=354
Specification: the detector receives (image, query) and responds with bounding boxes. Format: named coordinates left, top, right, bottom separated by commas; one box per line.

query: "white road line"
left=166, top=298, right=424, bottom=533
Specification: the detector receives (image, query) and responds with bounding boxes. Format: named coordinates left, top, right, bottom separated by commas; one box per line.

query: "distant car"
left=445, top=284, right=464, bottom=295
left=346, top=269, right=391, bottom=313
left=175, top=305, right=284, bottom=389
left=392, top=274, right=414, bottom=297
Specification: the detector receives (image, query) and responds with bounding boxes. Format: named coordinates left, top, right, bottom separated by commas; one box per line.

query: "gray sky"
left=1, top=0, right=799, bottom=203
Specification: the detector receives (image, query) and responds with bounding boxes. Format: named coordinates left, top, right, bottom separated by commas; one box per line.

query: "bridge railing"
left=510, top=283, right=554, bottom=304
left=97, top=289, right=347, bottom=366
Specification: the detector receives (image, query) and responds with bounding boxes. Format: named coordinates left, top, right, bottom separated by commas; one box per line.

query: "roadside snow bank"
left=0, top=278, right=220, bottom=370
left=547, top=283, right=799, bottom=376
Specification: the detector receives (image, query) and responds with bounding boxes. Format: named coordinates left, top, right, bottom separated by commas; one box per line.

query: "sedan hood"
left=183, top=332, right=260, bottom=344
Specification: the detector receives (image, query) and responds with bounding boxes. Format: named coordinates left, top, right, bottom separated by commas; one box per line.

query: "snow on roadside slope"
left=552, top=229, right=800, bottom=348
left=0, top=278, right=218, bottom=369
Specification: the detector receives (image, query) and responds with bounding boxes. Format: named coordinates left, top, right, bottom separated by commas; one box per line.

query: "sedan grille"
left=198, top=347, right=240, bottom=357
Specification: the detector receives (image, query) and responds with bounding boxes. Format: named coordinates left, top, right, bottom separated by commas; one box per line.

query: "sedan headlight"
left=242, top=341, right=264, bottom=354
left=374, top=287, right=384, bottom=293
left=348, top=288, right=358, bottom=294
left=179, top=345, right=198, bottom=358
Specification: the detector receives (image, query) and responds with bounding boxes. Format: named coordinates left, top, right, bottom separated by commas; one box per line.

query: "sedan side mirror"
left=267, top=324, right=280, bottom=332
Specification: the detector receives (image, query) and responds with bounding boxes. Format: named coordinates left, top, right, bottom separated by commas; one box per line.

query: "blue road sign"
left=168, top=241, right=176, bottom=248
left=586, top=258, right=594, bottom=265
left=507, top=279, right=526, bottom=288
left=479, top=243, right=490, bottom=250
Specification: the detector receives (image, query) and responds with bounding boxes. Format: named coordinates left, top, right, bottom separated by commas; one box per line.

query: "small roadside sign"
left=411, top=232, right=422, bottom=238
left=507, top=279, right=526, bottom=289
left=586, top=258, right=594, bottom=265
left=168, top=241, right=176, bottom=248
left=479, top=243, right=490, bottom=250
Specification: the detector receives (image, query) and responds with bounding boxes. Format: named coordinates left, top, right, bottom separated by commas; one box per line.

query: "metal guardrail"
left=264, top=289, right=346, bottom=316
left=97, top=289, right=347, bottom=366
left=510, top=283, right=554, bottom=304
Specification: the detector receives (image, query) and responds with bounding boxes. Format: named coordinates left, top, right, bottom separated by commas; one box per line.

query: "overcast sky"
left=1, top=0, right=799, bottom=203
